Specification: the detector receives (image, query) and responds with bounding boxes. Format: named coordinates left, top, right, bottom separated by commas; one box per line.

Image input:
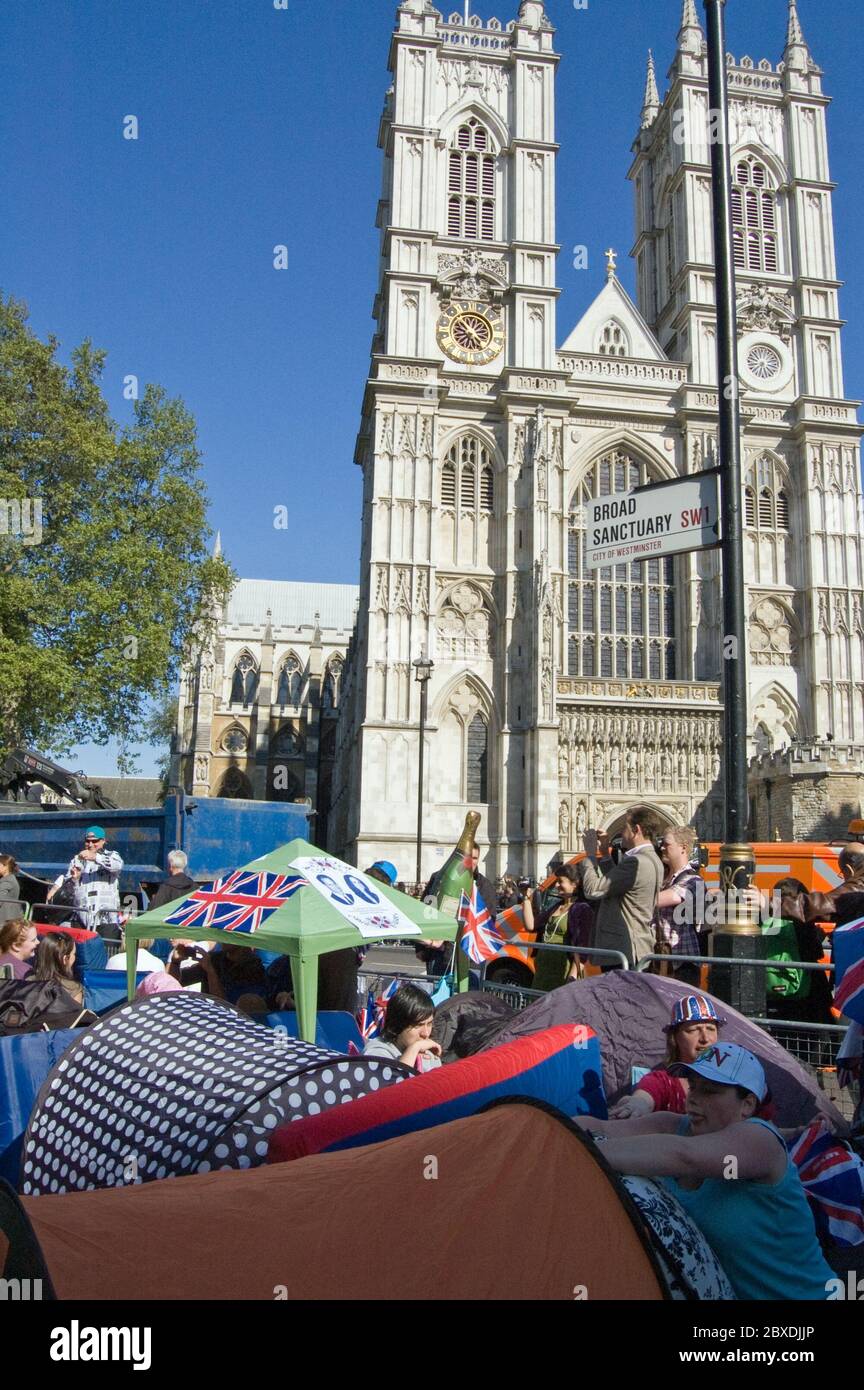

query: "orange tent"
left=1, top=1101, right=669, bottom=1301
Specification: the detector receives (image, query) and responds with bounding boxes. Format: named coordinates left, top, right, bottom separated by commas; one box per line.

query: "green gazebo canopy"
left=124, top=838, right=458, bottom=1041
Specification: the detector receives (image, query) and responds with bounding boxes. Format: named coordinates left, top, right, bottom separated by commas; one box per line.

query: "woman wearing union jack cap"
left=609, top=994, right=730, bottom=1121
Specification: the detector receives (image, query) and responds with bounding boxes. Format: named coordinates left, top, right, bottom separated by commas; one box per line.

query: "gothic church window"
left=465, top=714, right=489, bottom=802
left=436, top=582, right=492, bottom=660
left=731, top=158, right=779, bottom=274
left=217, top=766, right=253, bottom=799
left=441, top=461, right=457, bottom=508
left=441, top=682, right=492, bottom=804
left=744, top=457, right=789, bottom=535
left=276, top=655, right=303, bottom=707
left=221, top=726, right=248, bottom=754
left=447, top=118, right=496, bottom=242
left=322, top=658, right=343, bottom=712
left=568, top=450, right=677, bottom=681
left=597, top=321, right=628, bottom=357
left=440, top=436, right=494, bottom=514
left=750, top=598, right=797, bottom=667
left=230, top=653, right=258, bottom=707
left=272, top=725, right=302, bottom=757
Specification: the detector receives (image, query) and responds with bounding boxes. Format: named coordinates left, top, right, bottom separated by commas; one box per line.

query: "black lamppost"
left=413, top=653, right=434, bottom=887
left=704, top=0, right=762, bottom=1010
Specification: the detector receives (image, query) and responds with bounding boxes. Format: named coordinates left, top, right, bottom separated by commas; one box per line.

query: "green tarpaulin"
left=124, top=838, right=459, bottom=1040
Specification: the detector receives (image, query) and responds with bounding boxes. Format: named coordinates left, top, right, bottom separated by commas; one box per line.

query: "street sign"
left=585, top=470, right=721, bottom=571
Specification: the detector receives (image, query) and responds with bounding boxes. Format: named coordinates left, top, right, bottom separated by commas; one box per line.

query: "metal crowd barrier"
left=634, top=951, right=856, bottom=1120
left=480, top=981, right=545, bottom=1011
left=635, top=951, right=836, bottom=976
left=0, top=900, right=31, bottom=920
left=357, top=968, right=442, bottom=1007
left=29, top=901, right=85, bottom=926
left=478, top=940, right=630, bottom=1011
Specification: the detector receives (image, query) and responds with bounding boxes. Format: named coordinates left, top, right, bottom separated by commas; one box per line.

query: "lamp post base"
left=710, top=931, right=769, bottom=1017
left=710, top=840, right=764, bottom=1013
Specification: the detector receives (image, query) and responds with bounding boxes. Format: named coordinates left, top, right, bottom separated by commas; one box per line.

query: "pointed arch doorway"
left=602, top=805, right=675, bottom=840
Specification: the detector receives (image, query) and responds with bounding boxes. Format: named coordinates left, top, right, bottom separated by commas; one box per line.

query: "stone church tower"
left=330, top=0, right=864, bottom=876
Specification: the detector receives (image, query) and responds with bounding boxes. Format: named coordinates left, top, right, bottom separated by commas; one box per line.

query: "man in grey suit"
left=578, top=806, right=665, bottom=968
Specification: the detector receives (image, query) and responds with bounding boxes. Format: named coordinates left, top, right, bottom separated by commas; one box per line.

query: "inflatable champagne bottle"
left=435, top=810, right=481, bottom=919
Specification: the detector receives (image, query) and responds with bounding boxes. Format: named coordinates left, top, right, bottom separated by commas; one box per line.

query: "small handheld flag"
left=458, top=883, right=505, bottom=965
left=356, top=978, right=400, bottom=1041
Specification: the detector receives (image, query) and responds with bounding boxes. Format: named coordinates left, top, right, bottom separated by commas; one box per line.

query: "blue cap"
left=85, top=826, right=106, bottom=840
left=670, top=1043, right=767, bottom=1102
left=370, top=860, right=398, bottom=886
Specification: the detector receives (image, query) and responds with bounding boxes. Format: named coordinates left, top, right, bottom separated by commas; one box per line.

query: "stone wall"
left=748, top=743, right=864, bottom=840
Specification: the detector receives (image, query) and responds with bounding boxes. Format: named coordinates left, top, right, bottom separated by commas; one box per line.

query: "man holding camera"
left=61, top=826, right=124, bottom=938
left=578, top=806, right=664, bottom=969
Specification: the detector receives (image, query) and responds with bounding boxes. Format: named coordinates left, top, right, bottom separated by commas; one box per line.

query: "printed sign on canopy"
left=289, top=854, right=421, bottom=939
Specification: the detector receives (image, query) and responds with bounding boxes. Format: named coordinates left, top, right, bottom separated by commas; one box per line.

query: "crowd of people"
left=3, top=806, right=855, bottom=1030
left=473, top=804, right=855, bottom=1031
left=2, top=813, right=863, bottom=1302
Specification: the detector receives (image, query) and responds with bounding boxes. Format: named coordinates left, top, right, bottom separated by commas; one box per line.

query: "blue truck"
left=0, top=793, right=310, bottom=911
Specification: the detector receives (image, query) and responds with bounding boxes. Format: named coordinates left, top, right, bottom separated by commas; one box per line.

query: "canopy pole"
left=293, top=953, right=319, bottom=1043
left=125, top=928, right=138, bottom=1002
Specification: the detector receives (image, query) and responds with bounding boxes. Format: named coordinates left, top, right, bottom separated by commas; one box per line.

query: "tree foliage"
left=0, top=294, right=234, bottom=755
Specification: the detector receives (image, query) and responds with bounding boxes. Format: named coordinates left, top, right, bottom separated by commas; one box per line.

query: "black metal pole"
left=704, top=0, right=748, bottom=842
left=416, top=679, right=427, bottom=886
left=704, top=1, right=761, bottom=1008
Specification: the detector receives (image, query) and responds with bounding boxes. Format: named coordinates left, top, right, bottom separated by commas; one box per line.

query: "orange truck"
left=486, top=842, right=844, bottom=988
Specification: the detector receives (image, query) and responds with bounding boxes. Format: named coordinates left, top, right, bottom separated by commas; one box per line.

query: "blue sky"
left=2, top=0, right=860, bottom=777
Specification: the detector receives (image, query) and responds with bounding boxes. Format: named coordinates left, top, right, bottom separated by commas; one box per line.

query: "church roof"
left=559, top=274, right=668, bottom=362
left=225, top=580, right=359, bottom=633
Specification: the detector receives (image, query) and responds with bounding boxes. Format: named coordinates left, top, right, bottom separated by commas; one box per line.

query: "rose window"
left=746, top=344, right=781, bottom=381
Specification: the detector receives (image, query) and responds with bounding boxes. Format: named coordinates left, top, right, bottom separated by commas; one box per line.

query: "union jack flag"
left=356, top=978, right=400, bottom=1041
left=458, top=884, right=505, bottom=965
left=162, top=870, right=307, bottom=935
left=833, top=914, right=864, bottom=983
left=357, top=990, right=377, bottom=1042
left=788, top=1119, right=864, bottom=1248
left=835, top=956, right=864, bottom=1027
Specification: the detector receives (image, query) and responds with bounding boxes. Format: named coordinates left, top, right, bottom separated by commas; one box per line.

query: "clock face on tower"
left=436, top=299, right=505, bottom=366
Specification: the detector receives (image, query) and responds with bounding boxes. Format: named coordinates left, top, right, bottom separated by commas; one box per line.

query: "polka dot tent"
left=19, top=993, right=407, bottom=1195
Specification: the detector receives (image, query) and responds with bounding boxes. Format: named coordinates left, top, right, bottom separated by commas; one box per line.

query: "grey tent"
left=482, top=971, right=847, bottom=1132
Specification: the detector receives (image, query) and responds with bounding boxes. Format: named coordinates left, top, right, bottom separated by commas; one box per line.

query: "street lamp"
left=413, top=652, right=434, bottom=886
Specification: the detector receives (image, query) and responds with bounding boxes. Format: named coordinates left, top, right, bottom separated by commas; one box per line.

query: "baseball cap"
left=665, top=994, right=727, bottom=1032
left=670, top=1042, right=767, bottom=1102
left=84, top=826, right=106, bottom=840
left=370, top=860, right=398, bottom=886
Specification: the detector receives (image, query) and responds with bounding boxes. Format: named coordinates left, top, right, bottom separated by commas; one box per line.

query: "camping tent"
left=267, top=1024, right=605, bottom=1163
left=18, top=993, right=407, bottom=1196
left=482, top=971, right=848, bottom=1131
left=0, top=1100, right=732, bottom=1300
left=124, top=838, right=459, bottom=1041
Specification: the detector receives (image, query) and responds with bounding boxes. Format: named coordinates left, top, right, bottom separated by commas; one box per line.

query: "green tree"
left=143, top=693, right=179, bottom=799
left=0, top=294, right=234, bottom=755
